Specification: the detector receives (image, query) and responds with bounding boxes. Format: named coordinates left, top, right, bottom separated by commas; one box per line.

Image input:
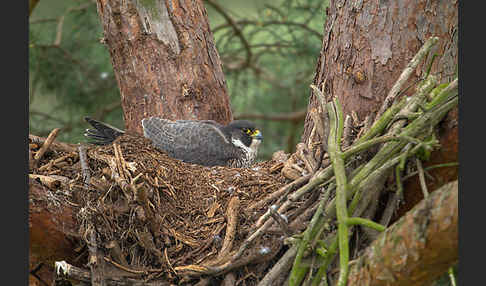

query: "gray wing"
left=141, top=117, right=236, bottom=166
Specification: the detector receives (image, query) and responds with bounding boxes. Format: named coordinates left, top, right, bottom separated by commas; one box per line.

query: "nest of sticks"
left=29, top=130, right=319, bottom=285
left=29, top=37, right=458, bottom=286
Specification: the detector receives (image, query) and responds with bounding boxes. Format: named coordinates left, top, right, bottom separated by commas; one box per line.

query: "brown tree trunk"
left=301, top=0, right=458, bottom=211
left=95, top=0, right=233, bottom=133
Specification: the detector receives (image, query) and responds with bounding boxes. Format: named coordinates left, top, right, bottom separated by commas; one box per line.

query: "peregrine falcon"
left=84, top=117, right=263, bottom=168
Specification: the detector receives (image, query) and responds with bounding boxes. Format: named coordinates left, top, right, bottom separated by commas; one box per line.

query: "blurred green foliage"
left=29, top=0, right=328, bottom=160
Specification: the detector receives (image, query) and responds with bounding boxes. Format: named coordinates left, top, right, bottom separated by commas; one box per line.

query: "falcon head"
left=225, top=120, right=263, bottom=148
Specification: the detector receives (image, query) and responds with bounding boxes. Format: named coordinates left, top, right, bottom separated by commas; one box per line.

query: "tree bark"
left=95, top=0, right=233, bottom=133
left=301, top=0, right=458, bottom=207
left=347, top=180, right=458, bottom=286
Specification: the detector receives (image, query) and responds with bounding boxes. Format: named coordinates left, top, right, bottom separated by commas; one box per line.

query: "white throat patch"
left=231, top=138, right=261, bottom=163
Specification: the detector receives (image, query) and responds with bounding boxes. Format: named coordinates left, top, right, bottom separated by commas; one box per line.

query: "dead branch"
left=29, top=174, right=61, bottom=190
left=218, top=197, right=240, bottom=261
left=257, top=246, right=297, bottom=286
left=247, top=174, right=310, bottom=212
left=54, top=261, right=169, bottom=286
left=33, top=128, right=60, bottom=166
left=29, top=134, right=78, bottom=153
left=87, top=228, right=106, bottom=286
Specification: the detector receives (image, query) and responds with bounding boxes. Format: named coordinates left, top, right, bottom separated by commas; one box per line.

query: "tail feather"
left=84, top=117, right=125, bottom=145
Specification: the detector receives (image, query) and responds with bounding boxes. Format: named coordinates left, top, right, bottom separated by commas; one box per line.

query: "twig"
left=343, top=217, right=385, bottom=232
left=256, top=246, right=297, bottom=286
left=342, top=115, right=353, bottom=149
left=399, top=162, right=459, bottom=182
left=218, top=197, right=240, bottom=260
left=247, top=175, right=311, bottom=212
left=38, top=153, right=78, bottom=172
left=354, top=97, right=407, bottom=144
left=54, top=15, right=65, bottom=46
left=415, top=158, right=429, bottom=198
left=54, top=261, right=168, bottom=286
left=29, top=134, right=77, bottom=153
left=103, top=257, right=148, bottom=275
left=288, top=187, right=328, bottom=285
left=205, top=0, right=252, bottom=68
left=33, top=128, right=60, bottom=166
left=269, top=206, right=291, bottom=236
left=296, top=143, right=317, bottom=174
left=79, top=145, right=91, bottom=188
left=87, top=228, right=106, bottom=286
left=213, top=19, right=323, bottom=39
left=326, top=99, right=350, bottom=286
left=29, top=174, right=61, bottom=189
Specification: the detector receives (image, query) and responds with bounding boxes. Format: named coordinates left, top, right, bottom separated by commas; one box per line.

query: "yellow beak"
left=251, top=129, right=263, bottom=140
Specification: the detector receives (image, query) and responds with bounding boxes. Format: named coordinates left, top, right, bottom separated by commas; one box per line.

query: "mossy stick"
left=326, top=99, right=350, bottom=286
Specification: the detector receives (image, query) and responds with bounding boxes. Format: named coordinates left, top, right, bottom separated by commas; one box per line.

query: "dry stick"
left=375, top=36, right=439, bottom=119
left=218, top=197, right=240, bottom=261
left=248, top=174, right=311, bottom=212
left=87, top=228, right=106, bottom=286
left=28, top=174, right=61, bottom=189
left=79, top=145, right=91, bottom=188
left=175, top=245, right=273, bottom=277
left=54, top=261, right=169, bottom=286
left=33, top=128, right=60, bottom=166
left=257, top=246, right=298, bottom=286
left=342, top=115, right=353, bottom=149
left=29, top=134, right=77, bottom=153
left=297, top=143, right=317, bottom=173
left=269, top=206, right=291, bottom=236
left=233, top=198, right=294, bottom=264
left=38, top=153, right=77, bottom=172
left=103, top=257, right=148, bottom=275
left=415, top=158, right=429, bottom=198
left=107, top=160, right=133, bottom=200
left=105, top=241, right=129, bottom=267
left=113, top=143, right=127, bottom=181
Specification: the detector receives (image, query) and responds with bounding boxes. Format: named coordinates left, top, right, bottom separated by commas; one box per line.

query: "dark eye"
left=243, top=128, right=251, bottom=134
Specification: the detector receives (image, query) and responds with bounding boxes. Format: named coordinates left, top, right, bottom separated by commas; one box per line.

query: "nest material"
left=30, top=132, right=298, bottom=283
